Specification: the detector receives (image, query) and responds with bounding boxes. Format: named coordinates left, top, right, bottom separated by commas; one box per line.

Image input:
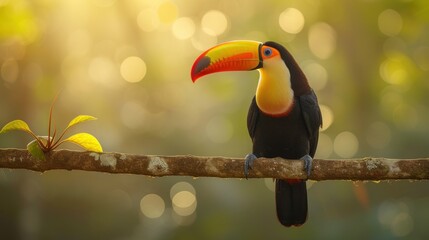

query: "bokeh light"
left=172, top=191, right=196, bottom=208
left=170, top=182, right=197, bottom=217
left=308, top=22, right=337, bottom=59
left=319, top=104, right=334, bottom=131
left=172, top=17, right=196, bottom=40
left=378, top=9, right=403, bottom=37
left=278, top=8, right=305, bottom=34
left=201, top=10, right=228, bottom=36
left=170, top=181, right=195, bottom=197
left=120, top=56, right=147, bottom=83
left=172, top=191, right=197, bottom=216
left=1, top=1, right=428, bottom=238
left=157, top=1, right=178, bottom=24
left=379, top=53, right=412, bottom=85
left=137, top=9, right=160, bottom=32
left=140, top=194, right=165, bottom=218
left=378, top=201, right=414, bottom=237
left=333, top=131, right=359, bottom=158
left=302, top=60, right=328, bottom=91
left=0, top=3, right=40, bottom=44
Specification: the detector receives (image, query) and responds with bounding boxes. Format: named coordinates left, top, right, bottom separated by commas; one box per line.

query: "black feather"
left=247, top=42, right=322, bottom=227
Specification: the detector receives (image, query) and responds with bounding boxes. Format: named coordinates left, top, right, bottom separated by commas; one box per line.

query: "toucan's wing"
left=247, top=97, right=260, bottom=142
left=299, top=90, right=322, bottom=157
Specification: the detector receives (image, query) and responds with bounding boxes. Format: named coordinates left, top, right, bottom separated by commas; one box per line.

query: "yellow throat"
left=256, top=57, right=294, bottom=116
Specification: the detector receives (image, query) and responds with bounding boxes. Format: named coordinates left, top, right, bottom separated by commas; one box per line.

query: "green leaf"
left=63, top=133, right=103, bottom=152
left=66, top=115, right=97, bottom=129
left=0, top=120, right=33, bottom=134
left=27, top=139, right=46, bottom=161
left=37, top=136, right=52, bottom=145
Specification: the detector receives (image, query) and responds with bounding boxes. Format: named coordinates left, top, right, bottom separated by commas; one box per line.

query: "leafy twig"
left=0, top=98, right=102, bottom=160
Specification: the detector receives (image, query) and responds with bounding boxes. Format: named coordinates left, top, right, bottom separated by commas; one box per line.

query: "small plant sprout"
left=0, top=98, right=103, bottom=160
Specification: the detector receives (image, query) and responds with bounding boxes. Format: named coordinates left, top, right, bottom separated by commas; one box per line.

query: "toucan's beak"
left=191, top=40, right=262, bottom=82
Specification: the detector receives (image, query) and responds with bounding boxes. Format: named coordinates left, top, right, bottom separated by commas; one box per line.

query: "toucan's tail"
left=275, top=179, right=308, bottom=227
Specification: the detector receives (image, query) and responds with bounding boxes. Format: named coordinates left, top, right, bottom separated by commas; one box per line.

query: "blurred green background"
left=1, top=0, right=429, bottom=239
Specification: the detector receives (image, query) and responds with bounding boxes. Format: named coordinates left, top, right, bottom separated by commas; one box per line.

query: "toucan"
left=191, top=40, right=322, bottom=227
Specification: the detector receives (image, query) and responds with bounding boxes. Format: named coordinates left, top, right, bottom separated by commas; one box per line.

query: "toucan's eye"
left=263, top=48, right=273, bottom=57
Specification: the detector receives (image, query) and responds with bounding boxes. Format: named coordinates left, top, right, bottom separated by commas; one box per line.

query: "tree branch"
left=0, top=148, right=428, bottom=180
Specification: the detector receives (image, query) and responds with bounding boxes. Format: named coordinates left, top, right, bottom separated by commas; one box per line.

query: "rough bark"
left=0, top=148, right=428, bottom=180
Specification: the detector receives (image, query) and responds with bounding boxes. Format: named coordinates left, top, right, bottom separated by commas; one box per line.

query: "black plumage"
left=247, top=42, right=322, bottom=227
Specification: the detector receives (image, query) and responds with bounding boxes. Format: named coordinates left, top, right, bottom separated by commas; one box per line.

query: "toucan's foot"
left=301, top=154, right=313, bottom=178
left=244, top=153, right=257, bottom=179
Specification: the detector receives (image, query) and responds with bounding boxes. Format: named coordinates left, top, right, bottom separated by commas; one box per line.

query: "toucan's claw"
left=301, top=154, right=313, bottom=178
left=244, top=153, right=258, bottom=179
